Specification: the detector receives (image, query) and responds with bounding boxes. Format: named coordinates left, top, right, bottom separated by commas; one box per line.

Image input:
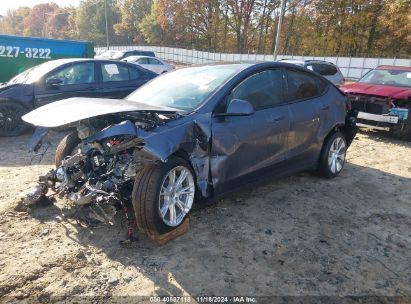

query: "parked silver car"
left=122, top=56, right=175, bottom=74
left=280, top=59, right=345, bottom=87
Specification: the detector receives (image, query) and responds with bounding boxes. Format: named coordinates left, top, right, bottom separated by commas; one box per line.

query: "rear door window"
left=148, top=58, right=162, bottom=65
left=100, top=63, right=135, bottom=82
left=137, top=58, right=149, bottom=64
left=286, top=69, right=327, bottom=101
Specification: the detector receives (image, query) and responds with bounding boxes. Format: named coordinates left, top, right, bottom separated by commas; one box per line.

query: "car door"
left=34, top=61, right=98, bottom=108
left=97, top=62, right=148, bottom=99
left=211, top=69, right=290, bottom=193
left=285, top=68, right=328, bottom=167
left=148, top=58, right=164, bottom=74
left=135, top=58, right=154, bottom=73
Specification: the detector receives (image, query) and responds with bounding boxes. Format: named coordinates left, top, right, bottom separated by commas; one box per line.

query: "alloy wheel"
left=158, top=166, right=195, bottom=227
left=328, top=137, right=346, bottom=174
left=0, top=104, right=25, bottom=134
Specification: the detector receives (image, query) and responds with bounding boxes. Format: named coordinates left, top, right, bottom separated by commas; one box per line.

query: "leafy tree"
left=73, top=0, right=121, bottom=46
left=139, top=2, right=164, bottom=44
left=45, top=7, right=73, bottom=39
left=0, top=0, right=409, bottom=57
left=114, top=0, right=152, bottom=43
left=23, top=3, right=58, bottom=37
left=0, top=7, right=30, bottom=35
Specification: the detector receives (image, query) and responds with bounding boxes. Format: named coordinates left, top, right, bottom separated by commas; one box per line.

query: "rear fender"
left=341, top=109, right=358, bottom=147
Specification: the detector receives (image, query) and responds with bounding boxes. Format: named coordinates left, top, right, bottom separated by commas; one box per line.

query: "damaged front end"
left=24, top=133, right=143, bottom=224
left=348, top=93, right=410, bottom=135
left=21, top=98, right=214, bottom=239
left=22, top=110, right=182, bottom=228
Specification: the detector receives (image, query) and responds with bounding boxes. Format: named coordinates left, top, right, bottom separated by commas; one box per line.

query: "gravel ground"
left=0, top=130, right=410, bottom=303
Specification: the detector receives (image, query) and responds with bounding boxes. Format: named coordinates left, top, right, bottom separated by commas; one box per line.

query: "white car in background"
left=122, top=56, right=175, bottom=74
left=279, top=59, right=345, bottom=87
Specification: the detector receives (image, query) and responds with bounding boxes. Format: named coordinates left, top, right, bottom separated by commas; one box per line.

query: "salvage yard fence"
left=95, top=46, right=411, bottom=80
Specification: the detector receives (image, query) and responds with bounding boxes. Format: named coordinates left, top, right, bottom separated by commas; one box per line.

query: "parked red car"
left=341, top=65, right=411, bottom=140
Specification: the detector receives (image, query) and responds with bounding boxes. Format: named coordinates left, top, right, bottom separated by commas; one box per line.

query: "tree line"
left=0, top=0, right=410, bottom=57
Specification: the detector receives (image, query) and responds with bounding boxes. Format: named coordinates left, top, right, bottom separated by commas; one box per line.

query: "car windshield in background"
left=112, top=51, right=126, bottom=59
left=98, top=50, right=117, bottom=58
left=8, top=61, right=66, bottom=84
left=126, top=65, right=244, bottom=110
left=359, top=69, right=411, bottom=88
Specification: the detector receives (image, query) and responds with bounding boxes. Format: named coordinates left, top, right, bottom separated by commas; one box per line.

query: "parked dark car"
left=0, top=58, right=157, bottom=136
left=95, top=50, right=156, bottom=60
left=341, top=65, right=411, bottom=140
left=22, top=62, right=357, bottom=242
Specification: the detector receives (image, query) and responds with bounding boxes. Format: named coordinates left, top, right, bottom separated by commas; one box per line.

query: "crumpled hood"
left=341, top=82, right=411, bottom=99
left=22, top=97, right=180, bottom=127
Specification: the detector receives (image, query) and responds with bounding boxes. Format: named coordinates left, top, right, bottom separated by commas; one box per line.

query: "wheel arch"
left=169, top=148, right=210, bottom=200
left=0, top=98, right=32, bottom=111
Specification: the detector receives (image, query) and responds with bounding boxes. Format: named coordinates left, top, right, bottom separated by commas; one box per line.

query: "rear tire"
left=0, top=101, right=30, bottom=137
left=317, top=131, right=347, bottom=178
left=132, top=156, right=195, bottom=236
left=54, top=131, right=81, bottom=167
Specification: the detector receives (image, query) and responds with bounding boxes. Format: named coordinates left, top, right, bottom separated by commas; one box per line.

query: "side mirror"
left=46, top=78, right=62, bottom=88
left=224, top=99, right=255, bottom=116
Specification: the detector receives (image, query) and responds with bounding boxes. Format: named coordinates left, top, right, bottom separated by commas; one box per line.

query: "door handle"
left=320, top=105, right=330, bottom=110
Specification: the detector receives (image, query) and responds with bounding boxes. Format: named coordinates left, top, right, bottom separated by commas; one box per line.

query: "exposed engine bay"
left=23, top=111, right=179, bottom=228
left=346, top=93, right=410, bottom=136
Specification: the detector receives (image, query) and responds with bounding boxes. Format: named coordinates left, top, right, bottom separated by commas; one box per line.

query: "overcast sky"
left=0, top=0, right=81, bottom=16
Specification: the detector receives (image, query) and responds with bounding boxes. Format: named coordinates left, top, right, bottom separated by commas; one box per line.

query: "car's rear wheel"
left=132, top=156, right=195, bottom=236
left=0, top=102, right=30, bottom=137
left=54, top=131, right=81, bottom=167
left=318, top=131, right=347, bottom=178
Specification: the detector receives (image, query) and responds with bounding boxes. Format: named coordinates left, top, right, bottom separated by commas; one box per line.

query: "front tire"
left=54, top=131, right=81, bottom=167
left=0, top=102, right=29, bottom=137
left=318, top=131, right=347, bottom=178
left=132, top=156, right=195, bottom=236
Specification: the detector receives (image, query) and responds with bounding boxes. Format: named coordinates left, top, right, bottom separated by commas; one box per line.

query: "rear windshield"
left=359, top=69, right=411, bottom=88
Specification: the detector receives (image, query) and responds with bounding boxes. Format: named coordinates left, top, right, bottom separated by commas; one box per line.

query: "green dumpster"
left=0, top=35, right=94, bottom=83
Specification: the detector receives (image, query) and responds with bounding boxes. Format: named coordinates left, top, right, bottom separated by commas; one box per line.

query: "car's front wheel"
left=318, top=131, right=347, bottom=178
left=54, top=131, right=81, bottom=167
left=0, top=101, right=30, bottom=137
left=132, top=156, right=195, bottom=236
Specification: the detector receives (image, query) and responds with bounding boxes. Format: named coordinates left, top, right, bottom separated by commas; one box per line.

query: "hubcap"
left=158, top=166, right=195, bottom=227
left=328, top=137, right=346, bottom=174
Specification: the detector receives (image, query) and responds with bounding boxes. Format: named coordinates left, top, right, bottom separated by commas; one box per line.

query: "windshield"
left=8, top=61, right=67, bottom=84
left=126, top=65, right=243, bottom=110
left=359, top=69, right=411, bottom=88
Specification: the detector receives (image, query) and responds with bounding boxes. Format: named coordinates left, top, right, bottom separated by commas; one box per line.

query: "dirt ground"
left=0, top=130, right=410, bottom=303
